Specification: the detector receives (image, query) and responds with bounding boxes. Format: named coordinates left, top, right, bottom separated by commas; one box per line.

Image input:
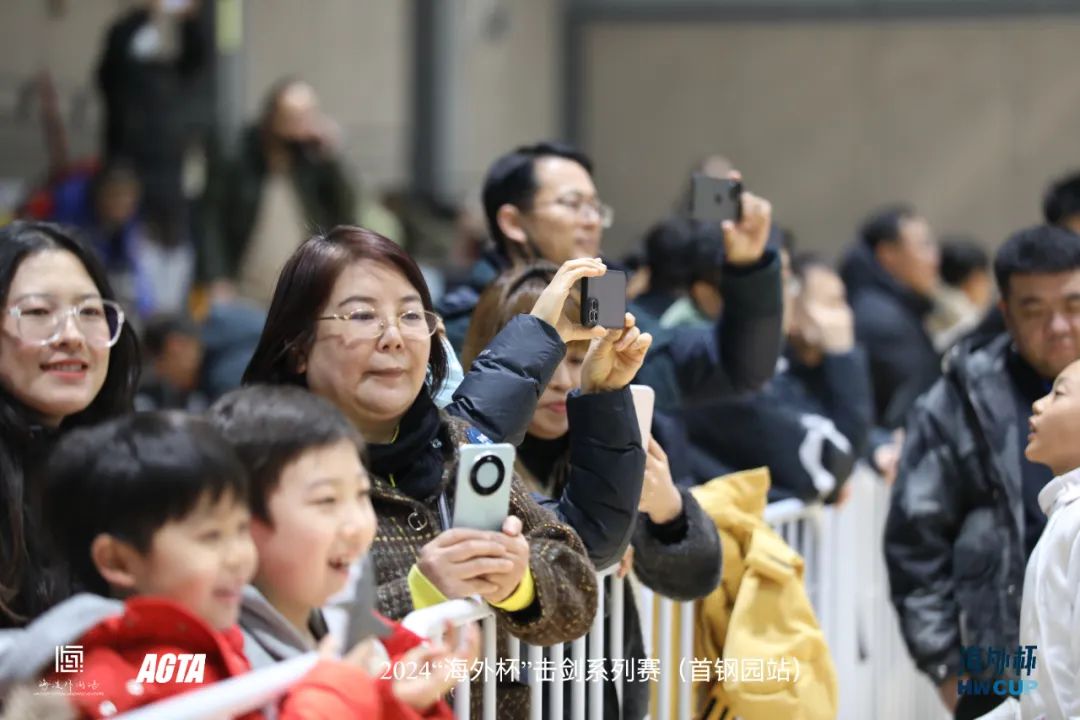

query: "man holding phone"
left=439, top=141, right=783, bottom=412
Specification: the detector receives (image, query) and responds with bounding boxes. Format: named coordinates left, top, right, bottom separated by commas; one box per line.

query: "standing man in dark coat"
left=840, top=205, right=942, bottom=429
left=96, top=0, right=208, bottom=247
left=884, top=225, right=1080, bottom=720
left=200, top=80, right=355, bottom=306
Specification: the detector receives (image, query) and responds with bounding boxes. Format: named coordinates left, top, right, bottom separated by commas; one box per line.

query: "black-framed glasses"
left=6, top=296, right=125, bottom=349
left=317, top=308, right=439, bottom=340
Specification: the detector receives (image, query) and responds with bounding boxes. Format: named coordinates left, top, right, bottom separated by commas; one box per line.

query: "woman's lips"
left=541, top=401, right=567, bottom=415
left=367, top=368, right=405, bottom=379
left=41, top=359, right=89, bottom=379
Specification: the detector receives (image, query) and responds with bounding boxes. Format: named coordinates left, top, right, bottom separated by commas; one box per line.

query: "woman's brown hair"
left=243, top=225, right=448, bottom=394
left=461, top=262, right=588, bottom=369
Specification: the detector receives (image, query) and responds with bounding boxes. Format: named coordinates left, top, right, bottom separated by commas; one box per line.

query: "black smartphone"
left=580, top=271, right=627, bottom=329
left=689, top=173, right=743, bottom=225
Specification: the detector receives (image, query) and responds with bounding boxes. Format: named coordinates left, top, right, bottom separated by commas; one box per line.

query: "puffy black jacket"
left=520, top=386, right=646, bottom=569
left=635, top=250, right=784, bottom=413
left=883, top=332, right=1039, bottom=685
left=840, top=243, right=940, bottom=429
left=445, top=314, right=566, bottom=445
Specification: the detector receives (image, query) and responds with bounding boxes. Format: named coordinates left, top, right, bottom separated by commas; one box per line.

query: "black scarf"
left=518, top=432, right=570, bottom=497
left=366, top=390, right=446, bottom=501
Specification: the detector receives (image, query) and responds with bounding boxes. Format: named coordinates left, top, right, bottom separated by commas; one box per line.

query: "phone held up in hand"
left=579, top=271, right=627, bottom=330
left=452, top=443, right=516, bottom=532
left=689, top=173, right=743, bottom=225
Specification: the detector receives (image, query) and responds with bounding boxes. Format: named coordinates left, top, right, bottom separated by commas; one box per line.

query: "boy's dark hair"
left=207, top=386, right=364, bottom=524
left=859, top=204, right=916, bottom=251
left=689, top=224, right=727, bottom=288
left=482, top=141, right=594, bottom=259
left=142, top=313, right=200, bottom=358
left=44, top=412, right=247, bottom=596
left=1042, top=170, right=1080, bottom=227
left=939, top=237, right=989, bottom=288
left=994, top=225, right=1080, bottom=299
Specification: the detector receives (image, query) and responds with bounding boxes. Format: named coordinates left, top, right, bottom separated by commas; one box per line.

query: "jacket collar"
left=946, top=333, right=1026, bottom=527
left=239, top=585, right=320, bottom=661
left=1038, top=467, right=1080, bottom=517
left=841, top=242, right=935, bottom=318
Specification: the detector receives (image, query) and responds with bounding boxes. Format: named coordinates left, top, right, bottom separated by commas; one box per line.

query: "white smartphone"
left=452, top=443, right=516, bottom=532
left=629, top=384, right=655, bottom=445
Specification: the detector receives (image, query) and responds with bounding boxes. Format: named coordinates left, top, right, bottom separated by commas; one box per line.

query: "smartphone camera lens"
left=469, top=454, right=505, bottom=496
left=586, top=297, right=600, bottom=326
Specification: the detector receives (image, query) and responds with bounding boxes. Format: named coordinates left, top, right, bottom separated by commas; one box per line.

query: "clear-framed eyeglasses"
left=542, top=196, right=615, bottom=229
left=317, top=308, right=440, bottom=340
left=6, top=296, right=126, bottom=348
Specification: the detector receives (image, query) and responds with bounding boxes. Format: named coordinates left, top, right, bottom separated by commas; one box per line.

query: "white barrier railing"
left=116, top=468, right=950, bottom=720
left=115, top=652, right=319, bottom=720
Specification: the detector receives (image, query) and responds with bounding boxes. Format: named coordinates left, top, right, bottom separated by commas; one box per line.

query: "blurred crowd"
left=2, top=2, right=1080, bottom=719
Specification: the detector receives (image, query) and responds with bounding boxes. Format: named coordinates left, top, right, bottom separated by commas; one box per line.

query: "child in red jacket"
left=40, top=411, right=473, bottom=719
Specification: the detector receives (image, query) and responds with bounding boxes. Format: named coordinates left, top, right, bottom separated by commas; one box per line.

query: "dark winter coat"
left=199, top=127, right=355, bottom=282
left=517, top=386, right=646, bottom=570
left=840, top=243, right=941, bottom=429
left=884, top=333, right=1050, bottom=685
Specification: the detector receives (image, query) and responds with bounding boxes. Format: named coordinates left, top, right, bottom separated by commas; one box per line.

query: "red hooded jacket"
left=43, top=597, right=451, bottom=719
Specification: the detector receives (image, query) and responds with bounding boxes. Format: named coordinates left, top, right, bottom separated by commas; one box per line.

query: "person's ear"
left=289, top=336, right=310, bottom=375
left=496, top=203, right=529, bottom=249
left=90, top=535, right=141, bottom=592
left=998, top=296, right=1014, bottom=335
left=875, top=241, right=900, bottom=275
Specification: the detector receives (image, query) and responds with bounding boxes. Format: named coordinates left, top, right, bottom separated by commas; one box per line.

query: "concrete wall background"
left=2, top=0, right=1078, bottom=261
left=579, top=15, right=1080, bottom=259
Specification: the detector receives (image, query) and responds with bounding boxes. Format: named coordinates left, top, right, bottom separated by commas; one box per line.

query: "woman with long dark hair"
left=0, top=221, right=139, bottom=627
left=244, top=226, right=607, bottom=718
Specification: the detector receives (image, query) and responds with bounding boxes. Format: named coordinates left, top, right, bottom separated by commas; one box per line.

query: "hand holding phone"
left=529, top=258, right=609, bottom=343
left=689, top=173, right=743, bottom=225
left=690, top=171, right=773, bottom=267
left=579, top=271, right=627, bottom=329
left=477, top=516, right=530, bottom=605
left=580, top=312, right=653, bottom=394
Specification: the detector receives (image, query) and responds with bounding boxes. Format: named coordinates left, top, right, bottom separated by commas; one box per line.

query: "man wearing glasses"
left=440, top=141, right=784, bottom=417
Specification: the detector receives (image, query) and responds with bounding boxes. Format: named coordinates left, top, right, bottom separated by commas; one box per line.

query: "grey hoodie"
left=240, top=579, right=394, bottom=674
left=239, top=585, right=320, bottom=670
left=0, top=593, right=122, bottom=697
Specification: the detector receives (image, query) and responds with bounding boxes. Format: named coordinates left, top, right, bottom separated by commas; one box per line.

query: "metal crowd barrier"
left=117, top=468, right=951, bottom=719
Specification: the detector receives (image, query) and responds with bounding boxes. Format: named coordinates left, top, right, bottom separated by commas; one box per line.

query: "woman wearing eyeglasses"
left=0, top=221, right=139, bottom=628
left=243, top=226, right=603, bottom=719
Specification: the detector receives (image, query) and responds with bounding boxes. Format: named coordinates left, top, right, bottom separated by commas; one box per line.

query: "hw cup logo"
left=54, top=645, right=84, bottom=674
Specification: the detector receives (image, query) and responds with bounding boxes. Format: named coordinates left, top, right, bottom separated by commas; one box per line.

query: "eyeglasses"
left=317, top=308, right=439, bottom=340
left=537, top=196, right=614, bottom=229
left=6, top=297, right=125, bottom=348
